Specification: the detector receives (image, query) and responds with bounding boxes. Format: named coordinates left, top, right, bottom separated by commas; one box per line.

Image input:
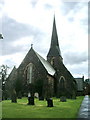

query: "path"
left=78, top=95, right=90, bottom=119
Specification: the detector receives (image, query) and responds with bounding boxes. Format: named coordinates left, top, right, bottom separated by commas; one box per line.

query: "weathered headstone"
left=46, top=98, right=53, bottom=107
left=27, top=93, right=34, bottom=105
left=60, top=96, right=67, bottom=102
left=34, top=93, right=39, bottom=98
left=28, top=96, right=34, bottom=105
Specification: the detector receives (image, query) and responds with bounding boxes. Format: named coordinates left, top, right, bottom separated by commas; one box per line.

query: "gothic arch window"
left=24, top=63, right=34, bottom=84
left=59, top=76, right=66, bottom=89
left=51, top=57, right=55, bottom=65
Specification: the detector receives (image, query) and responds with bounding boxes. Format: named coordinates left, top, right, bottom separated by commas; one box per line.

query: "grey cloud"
left=0, top=0, right=4, bottom=11
left=1, top=16, right=44, bottom=55
left=44, top=4, right=53, bottom=10
left=61, top=2, right=87, bottom=24
left=63, top=51, right=88, bottom=65
left=81, top=18, right=88, bottom=25
left=61, top=2, right=79, bottom=15
left=65, top=59, right=88, bottom=78
left=0, top=0, right=4, bottom=33
left=3, top=59, right=16, bottom=67
left=2, top=16, right=43, bottom=42
left=30, top=0, right=39, bottom=7
left=68, top=64, right=88, bottom=78
left=68, top=17, right=74, bottom=22
left=2, top=42, right=25, bottom=56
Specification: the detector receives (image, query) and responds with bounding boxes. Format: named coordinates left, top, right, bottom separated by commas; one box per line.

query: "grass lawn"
left=2, top=96, right=84, bottom=118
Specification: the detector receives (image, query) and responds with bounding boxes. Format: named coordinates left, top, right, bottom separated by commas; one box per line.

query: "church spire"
left=51, top=16, right=59, bottom=48
left=47, top=16, right=62, bottom=61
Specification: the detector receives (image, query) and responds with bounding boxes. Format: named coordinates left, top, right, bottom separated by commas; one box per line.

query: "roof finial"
left=31, top=44, right=33, bottom=48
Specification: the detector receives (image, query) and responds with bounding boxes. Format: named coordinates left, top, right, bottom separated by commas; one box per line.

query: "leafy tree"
left=0, top=65, right=9, bottom=89
left=35, top=79, right=44, bottom=100
left=0, top=65, right=9, bottom=100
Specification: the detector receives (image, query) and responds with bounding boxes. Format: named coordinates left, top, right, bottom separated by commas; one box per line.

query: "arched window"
left=51, top=57, right=55, bottom=65
left=59, top=76, right=66, bottom=89
left=25, top=63, right=33, bottom=84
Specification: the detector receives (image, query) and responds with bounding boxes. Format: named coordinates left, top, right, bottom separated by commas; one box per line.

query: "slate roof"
left=75, top=78, right=84, bottom=91
left=7, top=66, right=17, bottom=81
left=17, top=46, right=55, bottom=76
left=5, top=66, right=17, bottom=90
left=35, top=50, right=56, bottom=76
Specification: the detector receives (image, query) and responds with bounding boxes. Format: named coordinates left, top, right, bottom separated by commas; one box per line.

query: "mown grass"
left=0, top=102, right=2, bottom=119
left=2, top=96, right=84, bottom=118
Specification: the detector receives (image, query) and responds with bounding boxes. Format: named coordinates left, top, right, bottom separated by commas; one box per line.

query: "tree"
left=0, top=65, right=9, bottom=100
left=0, top=65, right=9, bottom=89
left=11, top=89, right=17, bottom=103
left=15, top=77, right=22, bottom=99
left=6, top=66, right=18, bottom=102
left=35, top=79, right=44, bottom=100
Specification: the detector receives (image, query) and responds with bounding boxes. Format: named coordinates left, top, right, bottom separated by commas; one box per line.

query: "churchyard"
left=2, top=96, right=84, bottom=118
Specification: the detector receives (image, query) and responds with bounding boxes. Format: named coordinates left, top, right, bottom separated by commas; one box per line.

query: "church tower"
left=47, top=16, right=77, bottom=98
left=47, top=16, right=63, bottom=67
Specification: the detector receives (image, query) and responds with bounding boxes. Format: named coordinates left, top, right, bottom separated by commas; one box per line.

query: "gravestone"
left=34, top=93, right=39, bottom=98
left=60, top=96, right=67, bottom=102
left=27, top=93, right=34, bottom=105
left=28, top=96, right=34, bottom=105
left=46, top=98, right=53, bottom=107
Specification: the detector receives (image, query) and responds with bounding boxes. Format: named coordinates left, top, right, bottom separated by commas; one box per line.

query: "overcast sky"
left=0, top=0, right=89, bottom=79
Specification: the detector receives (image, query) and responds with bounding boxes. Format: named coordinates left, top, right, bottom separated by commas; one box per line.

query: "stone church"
left=6, top=17, right=77, bottom=99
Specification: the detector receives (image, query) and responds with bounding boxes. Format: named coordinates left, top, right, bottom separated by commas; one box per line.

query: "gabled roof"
left=18, top=46, right=56, bottom=76
left=7, top=66, right=17, bottom=81
left=75, top=78, right=84, bottom=91
left=35, top=50, right=56, bottom=76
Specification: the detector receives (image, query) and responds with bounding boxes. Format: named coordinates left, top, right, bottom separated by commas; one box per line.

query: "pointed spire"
left=51, top=15, right=59, bottom=47
left=47, top=15, right=62, bottom=58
